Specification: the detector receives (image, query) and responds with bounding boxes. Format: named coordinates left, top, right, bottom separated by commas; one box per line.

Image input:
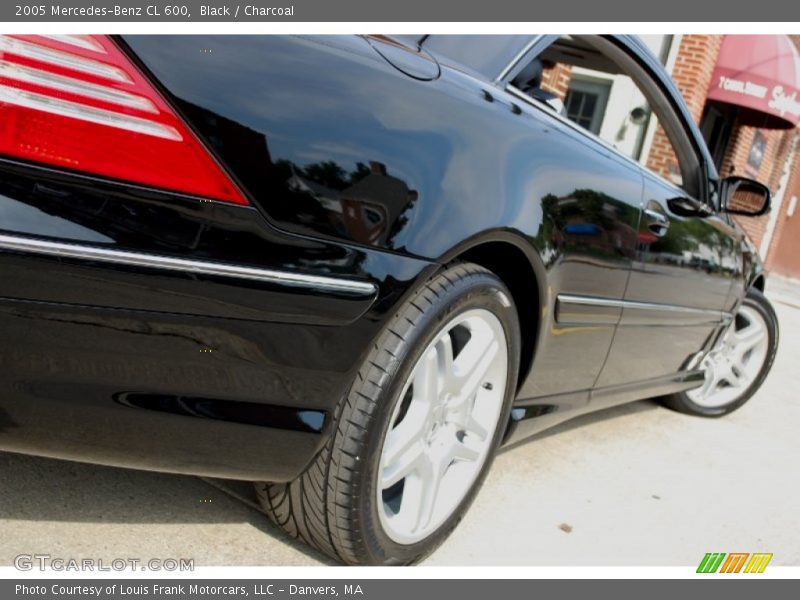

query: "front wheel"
left=256, top=263, right=520, bottom=564
left=661, top=288, right=778, bottom=417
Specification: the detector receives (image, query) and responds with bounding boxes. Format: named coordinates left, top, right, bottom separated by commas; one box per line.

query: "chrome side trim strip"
left=557, top=293, right=732, bottom=320
left=0, top=233, right=378, bottom=296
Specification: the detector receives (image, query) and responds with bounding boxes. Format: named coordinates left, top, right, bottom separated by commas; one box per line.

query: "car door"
left=593, top=39, right=740, bottom=392
left=481, top=36, right=645, bottom=402
left=594, top=174, right=740, bottom=387
left=419, top=34, right=645, bottom=402
left=498, top=34, right=734, bottom=398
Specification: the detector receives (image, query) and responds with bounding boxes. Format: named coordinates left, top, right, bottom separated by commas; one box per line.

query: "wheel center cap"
left=426, top=405, right=448, bottom=443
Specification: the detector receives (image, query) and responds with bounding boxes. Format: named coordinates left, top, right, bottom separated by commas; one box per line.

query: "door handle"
left=643, top=208, right=670, bottom=237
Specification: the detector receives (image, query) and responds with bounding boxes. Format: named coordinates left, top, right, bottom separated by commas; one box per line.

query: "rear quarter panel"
left=124, top=34, right=645, bottom=398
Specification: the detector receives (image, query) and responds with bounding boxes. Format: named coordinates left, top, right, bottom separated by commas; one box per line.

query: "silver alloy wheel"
left=377, top=308, right=509, bottom=545
left=687, top=304, right=769, bottom=408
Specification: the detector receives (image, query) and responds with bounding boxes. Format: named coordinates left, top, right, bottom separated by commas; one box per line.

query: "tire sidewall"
left=356, top=269, right=521, bottom=564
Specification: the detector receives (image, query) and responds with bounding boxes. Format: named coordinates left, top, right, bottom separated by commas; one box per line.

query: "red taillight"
left=0, top=35, right=248, bottom=205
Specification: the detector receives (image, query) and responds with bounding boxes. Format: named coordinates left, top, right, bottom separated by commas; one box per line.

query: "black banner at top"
left=3, top=0, right=799, bottom=22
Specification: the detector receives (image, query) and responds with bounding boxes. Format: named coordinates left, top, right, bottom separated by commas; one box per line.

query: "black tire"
left=660, top=288, right=778, bottom=417
left=255, top=262, right=521, bottom=565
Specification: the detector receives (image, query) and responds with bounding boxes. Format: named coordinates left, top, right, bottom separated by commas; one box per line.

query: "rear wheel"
left=661, top=289, right=778, bottom=417
left=256, top=263, right=520, bottom=564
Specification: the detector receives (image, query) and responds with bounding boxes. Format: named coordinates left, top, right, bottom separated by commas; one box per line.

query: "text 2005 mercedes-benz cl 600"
left=0, top=34, right=779, bottom=564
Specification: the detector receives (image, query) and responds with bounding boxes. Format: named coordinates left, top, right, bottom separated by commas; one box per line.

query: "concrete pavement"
left=1, top=285, right=799, bottom=567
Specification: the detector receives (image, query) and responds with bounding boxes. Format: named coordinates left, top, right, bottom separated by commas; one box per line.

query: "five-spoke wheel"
left=663, top=288, right=778, bottom=417
left=257, top=262, right=519, bottom=564
left=377, top=309, right=508, bottom=544
left=687, top=304, right=769, bottom=408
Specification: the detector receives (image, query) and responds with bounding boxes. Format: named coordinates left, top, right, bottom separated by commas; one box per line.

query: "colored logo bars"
left=697, top=553, right=773, bottom=573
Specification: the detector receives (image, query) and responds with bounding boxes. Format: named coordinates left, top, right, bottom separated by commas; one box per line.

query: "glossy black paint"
left=0, top=144, right=434, bottom=480
left=124, top=34, right=651, bottom=400
left=0, top=158, right=404, bottom=324
left=597, top=171, right=741, bottom=388
left=0, top=34, right=764, bottom=479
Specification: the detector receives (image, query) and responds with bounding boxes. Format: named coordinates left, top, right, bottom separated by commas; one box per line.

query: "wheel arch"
left=437, top=231, right=546, bottom=390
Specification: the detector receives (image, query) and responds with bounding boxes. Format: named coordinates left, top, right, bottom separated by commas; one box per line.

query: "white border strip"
left=1, top=23, right=798, bottom=34
left=2, top=565, right=800, bottom=579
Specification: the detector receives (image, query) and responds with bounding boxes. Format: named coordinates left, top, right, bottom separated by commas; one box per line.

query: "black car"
left=0, top=34, right=779, bottom=565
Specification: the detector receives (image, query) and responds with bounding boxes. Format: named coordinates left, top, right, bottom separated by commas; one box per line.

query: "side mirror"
left=721, top=177, right=771, bottom=217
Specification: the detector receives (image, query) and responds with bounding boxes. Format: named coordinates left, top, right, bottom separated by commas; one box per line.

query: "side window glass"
left=513, top=36, right=685, bottom=188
